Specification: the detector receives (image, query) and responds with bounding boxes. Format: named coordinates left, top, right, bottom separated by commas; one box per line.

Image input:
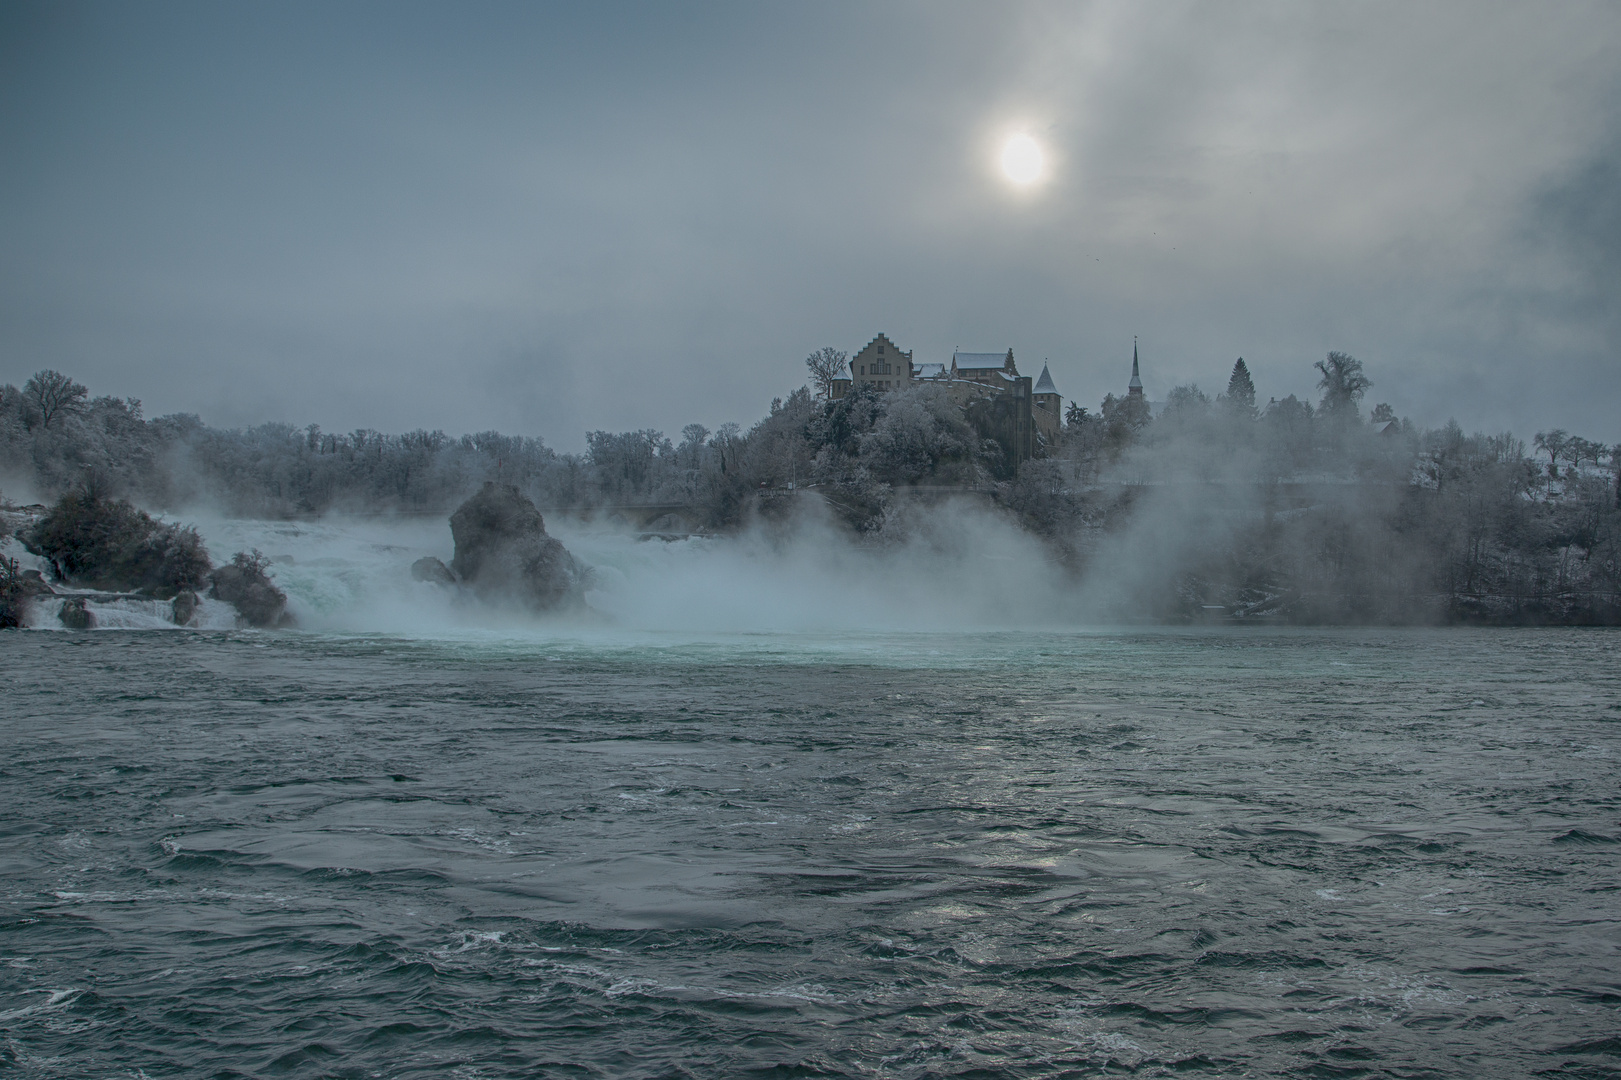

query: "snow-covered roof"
left=953, top=351, right=1010, bottom=370
left=1033, top=363, right=1059, bottom=395
left=913, top=363, right=946, bottom=379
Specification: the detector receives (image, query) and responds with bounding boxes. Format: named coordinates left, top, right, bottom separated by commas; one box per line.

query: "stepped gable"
left=849, top=332, right=913, bottom=392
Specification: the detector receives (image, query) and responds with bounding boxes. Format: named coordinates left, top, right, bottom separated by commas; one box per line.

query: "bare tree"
left=1533, top=430, right=1569, bottom=472
left=804, top=347, right=848, bottom=399
left=1565, top=436, right=1607, bottom=470
left=24, top=370, right=89, bottom=429
left=1314, top=352, right=1371, bottom=419
left=713, top=421, right=742, bottom=474
left=1533, top=429, right=1569, bottom=494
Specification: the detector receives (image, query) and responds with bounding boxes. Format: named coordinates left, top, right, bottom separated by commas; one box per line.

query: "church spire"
left=1128, top=337, right=1144, bottom=397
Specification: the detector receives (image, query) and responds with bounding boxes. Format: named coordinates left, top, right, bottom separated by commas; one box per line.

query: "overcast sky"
left=2, top=1, right=1617, bottom=448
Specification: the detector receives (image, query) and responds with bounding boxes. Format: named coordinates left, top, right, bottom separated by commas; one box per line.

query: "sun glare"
left=1000, top=134, right=1044, bottom=186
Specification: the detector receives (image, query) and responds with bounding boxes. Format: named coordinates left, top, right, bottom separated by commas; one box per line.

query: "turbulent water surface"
left=2, top=626, right=1619, bottom=1078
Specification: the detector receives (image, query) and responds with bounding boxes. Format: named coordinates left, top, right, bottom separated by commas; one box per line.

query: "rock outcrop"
left=7, top=494, right=297, bottom=630
left=59, top=596, right=93, bottom=630
left=411, top=556, right=457, bottom=586
left=0, top=558, right=54, bottom=628
left=209, top=550, right=292, bottom=628
left=448, top=483, right=585, bottom=612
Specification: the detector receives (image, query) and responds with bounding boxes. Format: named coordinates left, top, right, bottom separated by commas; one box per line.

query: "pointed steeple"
left=1128, top=337, right=1144, bottom=397
left=1033, top=362, right=1059, bottom=396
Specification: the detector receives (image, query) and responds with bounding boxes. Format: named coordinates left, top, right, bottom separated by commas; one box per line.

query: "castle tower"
left=1032, top=362, right=1062, bottom=443
left=1128, top=338, right=1144, bottom=398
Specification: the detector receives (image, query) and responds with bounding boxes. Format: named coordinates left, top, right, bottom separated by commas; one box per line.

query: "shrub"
left=20, top=489, right=211, bottom=593
left=0, top=555, right=23, bottom=628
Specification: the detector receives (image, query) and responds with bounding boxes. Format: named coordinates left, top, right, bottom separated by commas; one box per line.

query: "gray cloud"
left=1, top=1, right=1618, bottom=446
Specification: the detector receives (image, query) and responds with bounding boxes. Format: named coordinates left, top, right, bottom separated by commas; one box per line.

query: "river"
left=2, top=619, right=1617, bottom=1077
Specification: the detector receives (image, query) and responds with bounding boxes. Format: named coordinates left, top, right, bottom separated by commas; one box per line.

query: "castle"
left=828, top=333, right=1072, bottom=463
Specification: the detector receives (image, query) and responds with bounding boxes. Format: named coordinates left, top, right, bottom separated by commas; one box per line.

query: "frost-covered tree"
left=23, top=370, right=89, bottom=430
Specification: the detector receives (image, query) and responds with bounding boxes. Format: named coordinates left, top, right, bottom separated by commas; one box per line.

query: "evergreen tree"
left=1224, top=358, right=1256, bottom=417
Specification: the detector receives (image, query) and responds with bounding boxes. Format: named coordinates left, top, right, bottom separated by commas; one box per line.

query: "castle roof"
left=1033, top=363, right=1059, bottom=395
left=859, top=332, right=910, bottom=356
left=913, top=363, right=946, bottom=379
left=1128, top=340, right=1143, bottom=392
left=953, top=350, right=1012, bottom=370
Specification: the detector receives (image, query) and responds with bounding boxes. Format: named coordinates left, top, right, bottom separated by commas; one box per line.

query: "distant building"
left=1032, top=363, right=1062, bottom=443
left=832, top=334, right=1061, bottom=472
left=849, top=333, right=912, bottom=393
left=949, top=349, right=1018, bottom=387
left=1128, top=338, right=1144, bottom=398
left=934, top=348, right=1036, bottom=466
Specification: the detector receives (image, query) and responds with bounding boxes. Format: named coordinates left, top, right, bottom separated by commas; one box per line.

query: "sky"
left=2, top=0, right=1617, bottom=449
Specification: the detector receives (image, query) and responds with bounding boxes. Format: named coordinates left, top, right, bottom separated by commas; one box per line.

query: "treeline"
left=1023, top=354, right=1620, bottom=622
left=2, top=354, right=1618, bottom=622
left=0, top=373, right=991, bottom=523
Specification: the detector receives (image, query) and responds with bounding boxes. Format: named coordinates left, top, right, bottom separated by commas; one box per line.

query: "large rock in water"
left=411, top=556, right=457, bottom=586
left=450, top=483, right=584, bottom=611
left=209, top=551, right=291, bottom=628
left=58, top=596, right=93, bottom=630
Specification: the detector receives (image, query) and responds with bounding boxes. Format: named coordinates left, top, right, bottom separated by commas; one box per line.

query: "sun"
left=999, top=134, right=1044, bottom=186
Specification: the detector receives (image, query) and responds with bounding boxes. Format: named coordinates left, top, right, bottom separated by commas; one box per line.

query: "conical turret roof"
left=1033, top=363, right=1059, bottom=395
left=1128, top=339, right=1143, bottom=393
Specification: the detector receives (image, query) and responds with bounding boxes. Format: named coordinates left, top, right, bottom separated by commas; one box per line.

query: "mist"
left=5, top=340, right=1618, bottom=630
left=149, top=496, right=1060, bottom=638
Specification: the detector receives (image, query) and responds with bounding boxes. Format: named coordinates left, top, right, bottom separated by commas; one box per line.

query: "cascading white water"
left=21, top=594, right=239, bottom=631
left=9, top=498, right=1072, bottom=634
left=188, top=501, right=1067, bottom=635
